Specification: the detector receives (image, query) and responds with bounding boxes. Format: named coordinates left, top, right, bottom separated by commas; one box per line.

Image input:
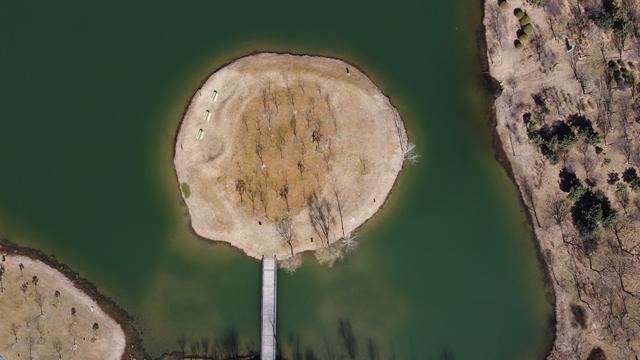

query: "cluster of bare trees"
left=543, top=179, right=640, bottom=357
left=0, top=258, right=103, bottom=359
left=492, top=1, right=640, bottom=357
left=230, top=77, right=373, bottom=256
left=233, top=78, right=338, bottom=222
left=307, top=193, right=334, bottom=247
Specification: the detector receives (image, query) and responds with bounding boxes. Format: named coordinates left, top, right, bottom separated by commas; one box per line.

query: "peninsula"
left=484, top=0, right=640, bottom=358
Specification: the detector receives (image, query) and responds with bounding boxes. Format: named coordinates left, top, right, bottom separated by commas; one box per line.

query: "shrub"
left=499, top=0, right=509, bottom=10
left=570, top=304, right=587, bottom=329
left=527, top=0, right=546, bottom=7
left=514, top=8, right=525, bottom=19
left=568, top=114, right=601, bottom=145
left=623, top=167, right=638, bottom=182
left=514, top=40, right=524, bottom=49
left=559, top=167, right=585, bottom=201
left=607, top=172, right=619, bottom=184
left=586, top=347, right=606, bottom=360
left=180, top=182, right=191, bottom=198
left=522, top=24, right=534, bottom=34
left=569, top=185, right=587, bottom=201
left=593, top=1, right=627, bottom=34
left=623, top=167, right=640, bottom=192
left=529, top=121, right=577, bottom=162
left=532, top=93, right=549, bottom=113
left=519, top=14, right=531, bottom=26
left=518, top=33, right=529, bottom=43
left=571, top=189, right=617, bottom=235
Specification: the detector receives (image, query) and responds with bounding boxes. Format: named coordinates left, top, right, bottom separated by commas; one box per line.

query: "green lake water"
left=0, top=1, right=551, bottom=359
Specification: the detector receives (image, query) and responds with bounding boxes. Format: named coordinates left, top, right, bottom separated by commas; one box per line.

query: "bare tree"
left=567, top=1, right=589, bottom=47
left=307, top=193, right=333, bottom=246
left=631, top=144, right=640, bottom=167
left=279, top=183, right=290, bottom=213
left=333, top=189, right=346, bottom=239
left=621, top=139, right=633, bottom=163
left=26, top=335, right=36, bottom=360
left=543, top=86, right=564, bottom=116
left=608, top=255, right=638, bottom=298
left=10, top=323, right=19, bottom=344
left=568, top=53, right=587, bottom=94
left=547, top=17, right=559, bottom=41
left=522, top=179, right=542, bottom=228
left=611, top=218, right=635, bottom=255
left=581, top=151, right=597, bottom=180
left=258, top=187, right=269, bottom=218
left=622, top=0, right=640, bottom=33
left=53, top=290, right=61, bottom=307
left=36, top=321, right=45, bottom=343
left=255, top=142, right=265, bottom=166
left=488, top=2, right=505, bottom=44
left=52, top=338, right=63, bottom=359
left=31, top=275, right=39, bottom=293
left=544, top=249, right=561, bottom=286
left=548, top=193, right=571, bottom=240
left=596, top=76, right=614, bottom=144
left=276, top=217, right=294, bottom=256
left=0, top=264, right=4, bottom=293
left=531, top=31, right=546, bottom=65
left=235, top=179, right=246, bottom=204
left=35, top=292, right=44, bottom=316
left=403, top=143, right=420, bottom=164
left=92, top=322, right=100, bottom=339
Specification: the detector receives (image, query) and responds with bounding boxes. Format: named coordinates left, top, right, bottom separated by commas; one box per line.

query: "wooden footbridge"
left=261, top=256, right=277, bottom=360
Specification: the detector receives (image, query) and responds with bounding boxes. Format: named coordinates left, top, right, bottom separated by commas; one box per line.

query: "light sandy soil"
left=484, top=0, right=640, bottom=358
left=174, top=53, right=409, bottom=260
left=0, top=255, right=125, bottom=360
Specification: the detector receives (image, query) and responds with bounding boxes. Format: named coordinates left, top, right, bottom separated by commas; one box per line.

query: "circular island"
left=174, top=53, right=408, bottom=260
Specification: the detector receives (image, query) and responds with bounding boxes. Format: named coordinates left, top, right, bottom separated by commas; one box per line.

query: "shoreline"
left=476, top=1, right=557, bottom=358
left=170, top=51, right=411, bottom=262
left=0, top=237, right=148, bottom=360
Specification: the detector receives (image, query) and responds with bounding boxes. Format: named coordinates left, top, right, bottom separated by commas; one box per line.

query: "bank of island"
left=484, top=0, right=640, bottom=358
left=174, top=53, right=410, bottom=261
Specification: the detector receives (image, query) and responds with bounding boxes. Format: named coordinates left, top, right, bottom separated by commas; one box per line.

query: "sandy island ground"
left=174, top=53, right=409, bottom=260
left=0, top=254, right=125, bottom=360
left=484, top=0, right=640, bottom=358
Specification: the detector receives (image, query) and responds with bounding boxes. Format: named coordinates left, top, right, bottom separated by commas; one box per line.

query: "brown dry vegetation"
left=230, top=85, right=337, bottom=220
left=0, top=254, right=125, bottom=360
left=485, top=0, right=640, bottom=358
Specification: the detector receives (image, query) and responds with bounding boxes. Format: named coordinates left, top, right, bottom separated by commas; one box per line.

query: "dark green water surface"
left=0, top=1, right=551, bottom=358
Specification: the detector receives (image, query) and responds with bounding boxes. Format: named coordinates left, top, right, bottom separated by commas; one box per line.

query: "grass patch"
left=180, top=182, right=191, bottom=198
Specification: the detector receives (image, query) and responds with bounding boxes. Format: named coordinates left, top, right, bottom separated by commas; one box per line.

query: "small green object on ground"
left=180, top=182, right=191, bottom=198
